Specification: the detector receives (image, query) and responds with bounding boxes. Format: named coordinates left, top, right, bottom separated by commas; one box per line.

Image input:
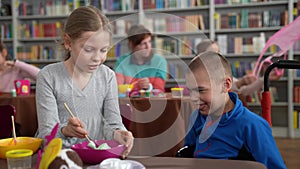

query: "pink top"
left=0, top=60, right=40, bottom=92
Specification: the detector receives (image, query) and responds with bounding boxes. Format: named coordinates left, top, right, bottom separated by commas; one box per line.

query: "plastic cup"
left=6, top=149, right=33, bottom=169
left=11, top=89, right=17, bottom=97
left=14, top=79, right=31, bottom=96
left=171, top=88, right=184, bottom=98
left=140, top=90, right=145, bottom=97
left=145, top=91, right=151, bottom=97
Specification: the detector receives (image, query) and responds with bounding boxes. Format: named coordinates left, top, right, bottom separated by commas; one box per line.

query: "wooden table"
left=0, top=154, right=267, bottom=169
left=0, top=92, right=37, bottom=137
left=0, top=92, right=196, bottom=157
left=119, top=95, right=195, bottom=157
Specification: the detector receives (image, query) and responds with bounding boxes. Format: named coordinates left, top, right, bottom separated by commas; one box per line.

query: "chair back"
left=0, top=105, right=16, bottom=139
left=119, top=104, right=133, bottom=129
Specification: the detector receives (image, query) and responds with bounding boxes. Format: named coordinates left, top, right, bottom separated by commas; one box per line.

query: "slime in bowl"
left=87, top=142, right=111, bottom=150
left=71, top=140, right=125, bottom=164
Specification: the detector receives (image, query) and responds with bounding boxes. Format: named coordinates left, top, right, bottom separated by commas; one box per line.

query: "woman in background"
left=114, top=24, right=167, bottom=92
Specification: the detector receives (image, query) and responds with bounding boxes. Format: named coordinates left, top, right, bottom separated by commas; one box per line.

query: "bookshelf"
left=1, top=0, right=300, bottom=138
left=0, top=0, right=13, bottom=59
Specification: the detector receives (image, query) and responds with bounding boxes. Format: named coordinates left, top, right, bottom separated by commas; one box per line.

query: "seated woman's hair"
left=127, top=25, right=152, bottom=46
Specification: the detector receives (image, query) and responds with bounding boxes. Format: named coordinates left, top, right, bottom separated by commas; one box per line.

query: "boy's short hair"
left=196, top=39, right=221, bottom=54
left=188, top=51, right=233, bottom=82
left=196, top=39, right=214, bottom=54
left=127, top=24, right=152, bottom=46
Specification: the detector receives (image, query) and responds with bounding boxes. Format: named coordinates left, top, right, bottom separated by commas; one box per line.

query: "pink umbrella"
left=253, top=16, right=300, bottom=126
left=253, top=16, right=300, bottom=78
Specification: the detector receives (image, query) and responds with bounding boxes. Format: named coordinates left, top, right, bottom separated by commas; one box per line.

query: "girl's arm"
left=14, top=60, right=40, bottom=80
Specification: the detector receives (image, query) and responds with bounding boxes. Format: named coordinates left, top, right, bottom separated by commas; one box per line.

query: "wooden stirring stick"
left=11, top=116, right=17, bottom=145
left=63, top=103, right=94, bottom=144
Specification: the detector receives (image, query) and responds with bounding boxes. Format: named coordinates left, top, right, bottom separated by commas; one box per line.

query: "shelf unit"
left=1, top=0, right=300, bottom=138
left=0, top=0, right=13, bottom=59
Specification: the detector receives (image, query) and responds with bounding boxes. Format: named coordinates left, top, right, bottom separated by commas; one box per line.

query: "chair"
left=0, top=105, right=16, bottom=139
left=176, top=145, right=255, bottom=161
left=119, top=103, right=133, bottom=129
left=175, top=145, right=195, bottom=158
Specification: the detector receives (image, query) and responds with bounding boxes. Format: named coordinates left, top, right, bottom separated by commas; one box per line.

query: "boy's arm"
left=178, top=111, right=199, bottom=158
left=246, top=119, right=286, bottom=169
left=183, top=110, right=199, bottom=147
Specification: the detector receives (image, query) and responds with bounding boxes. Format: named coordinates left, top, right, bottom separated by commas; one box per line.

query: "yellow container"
left=118, top=84, right=133, bottom=93
left=171, top=88, right=184, bottom=98
left=0, top=137, right=42, bottom=159
left=6, top=149, right=33, bottom=169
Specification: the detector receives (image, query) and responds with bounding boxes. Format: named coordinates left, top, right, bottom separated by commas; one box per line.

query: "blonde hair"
left=60, top=6, right=112, bottom=60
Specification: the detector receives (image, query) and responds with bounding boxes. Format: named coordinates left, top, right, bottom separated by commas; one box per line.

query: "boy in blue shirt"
left=182, top=51, right=286, bottom=169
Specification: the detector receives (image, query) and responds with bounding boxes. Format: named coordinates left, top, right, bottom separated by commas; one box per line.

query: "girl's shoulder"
left=42, top=62, right=63, bottom=70
left=96, top=64, right=115, bottom=76
left=39, top=62, right=65, bottom=76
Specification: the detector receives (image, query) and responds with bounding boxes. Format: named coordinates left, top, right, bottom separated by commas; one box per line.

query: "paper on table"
left=86, top=158, right=145, bottom=169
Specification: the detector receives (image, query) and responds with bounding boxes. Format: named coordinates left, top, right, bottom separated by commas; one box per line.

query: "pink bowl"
left=71, top=140, right=125, bottom=164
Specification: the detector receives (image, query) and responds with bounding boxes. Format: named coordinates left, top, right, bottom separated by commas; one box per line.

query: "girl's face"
left=186, top=69, right=226, bottom=116
left=131, top=36, right=152, bottom=59
left=66, top=30, right=110, bottom=73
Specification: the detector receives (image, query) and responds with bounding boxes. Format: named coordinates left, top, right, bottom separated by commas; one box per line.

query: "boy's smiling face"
left=186, top=67, right=227, bottom=116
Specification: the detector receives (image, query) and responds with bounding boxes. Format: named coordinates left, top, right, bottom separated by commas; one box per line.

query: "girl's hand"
left=269, top=69, right=282, bottom=81
left=3, top=60, right=15, bottom=68
left=262, top=62, right=282, bottom=81
left=113, top=130, right=134, bottom=159
left=62, top=117, right=88, bottom=138
left=236, top=74, right=257, bottom=89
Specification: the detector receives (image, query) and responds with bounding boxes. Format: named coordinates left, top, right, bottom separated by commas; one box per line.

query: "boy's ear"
left=223, top=77, right=232, bottom=92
